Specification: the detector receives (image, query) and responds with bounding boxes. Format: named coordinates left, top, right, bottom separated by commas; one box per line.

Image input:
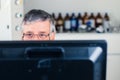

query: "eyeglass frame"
left=22, top=32, right=50, bottom=40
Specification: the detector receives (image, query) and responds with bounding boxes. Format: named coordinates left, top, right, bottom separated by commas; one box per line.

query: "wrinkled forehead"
left=22, top=20, right=51, bottom=33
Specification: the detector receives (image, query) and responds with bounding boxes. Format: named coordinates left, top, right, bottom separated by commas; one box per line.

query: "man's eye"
left=26, top=34, right=33, bottom=36
left=39, top=34, right=45, bottom=37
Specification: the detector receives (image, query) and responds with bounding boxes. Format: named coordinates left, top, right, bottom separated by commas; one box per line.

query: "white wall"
left=0, top=0, right=23, bottom=40
left=0, top=0, right=12, bottom=40
left=24, top=0, right=120, bottom=26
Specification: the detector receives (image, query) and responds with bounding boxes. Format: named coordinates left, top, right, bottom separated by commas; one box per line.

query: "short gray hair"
left=22, top=9, right=56, bottom=33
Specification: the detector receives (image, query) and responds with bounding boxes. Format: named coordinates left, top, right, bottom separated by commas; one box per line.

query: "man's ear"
left=50, top=32, right=55, bottom=40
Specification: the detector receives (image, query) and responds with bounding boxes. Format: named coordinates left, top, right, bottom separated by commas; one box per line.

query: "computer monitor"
left=0, top=40, right=107, bottom=80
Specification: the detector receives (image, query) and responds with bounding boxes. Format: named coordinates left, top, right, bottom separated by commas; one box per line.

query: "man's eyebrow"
left=25, top=31, right=33, bottom=33
left=39, top=32, right=46, bottom=33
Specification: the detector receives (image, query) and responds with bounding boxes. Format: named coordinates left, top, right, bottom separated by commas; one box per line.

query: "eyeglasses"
left=23, top=33, right=50, bottom=39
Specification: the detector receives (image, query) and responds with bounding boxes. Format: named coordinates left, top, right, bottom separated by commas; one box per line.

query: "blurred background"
left=0, top=0, right=120, bottom=80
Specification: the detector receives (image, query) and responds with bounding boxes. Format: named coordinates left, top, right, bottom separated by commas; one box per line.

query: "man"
left=22, top=9, right=56, bottom=40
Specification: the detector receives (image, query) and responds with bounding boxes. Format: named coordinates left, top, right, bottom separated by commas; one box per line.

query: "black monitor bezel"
left=0, top=40, right=107, bottom=80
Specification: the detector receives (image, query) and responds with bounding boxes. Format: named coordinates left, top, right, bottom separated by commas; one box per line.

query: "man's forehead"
left=23, top=20, right=50, bottom=27
left=23, top=20, right=51, bottom=32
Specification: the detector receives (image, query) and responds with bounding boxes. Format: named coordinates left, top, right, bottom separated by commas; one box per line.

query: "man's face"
left=22, top=20, right=55, bottom=40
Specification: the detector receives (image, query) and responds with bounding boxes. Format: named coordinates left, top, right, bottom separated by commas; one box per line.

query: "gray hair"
left=22, top=9, right=56, bottom=33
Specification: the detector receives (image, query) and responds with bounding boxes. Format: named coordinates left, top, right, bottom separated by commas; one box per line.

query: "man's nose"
left=32, top=35, right=41, bottom=40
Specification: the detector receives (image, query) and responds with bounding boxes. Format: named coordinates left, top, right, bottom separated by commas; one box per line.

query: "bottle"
left=70, top=13, right=77, bottom=32
left=82, top=12, right=89, bottom=30
left=77, top=13, right=83, bottom=32
left=87, top=13, right=95, bottom=31
left=51, top=13, right=57, bottom=31
left=95, top=13, right=104, bottom=33
left=56, top=13, right=64, bottom=33
left=95, top=13, right=103, bottom=27
left=64, top=13, right=71, bottom=32
left=103, top=13, right=110, bottom=32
